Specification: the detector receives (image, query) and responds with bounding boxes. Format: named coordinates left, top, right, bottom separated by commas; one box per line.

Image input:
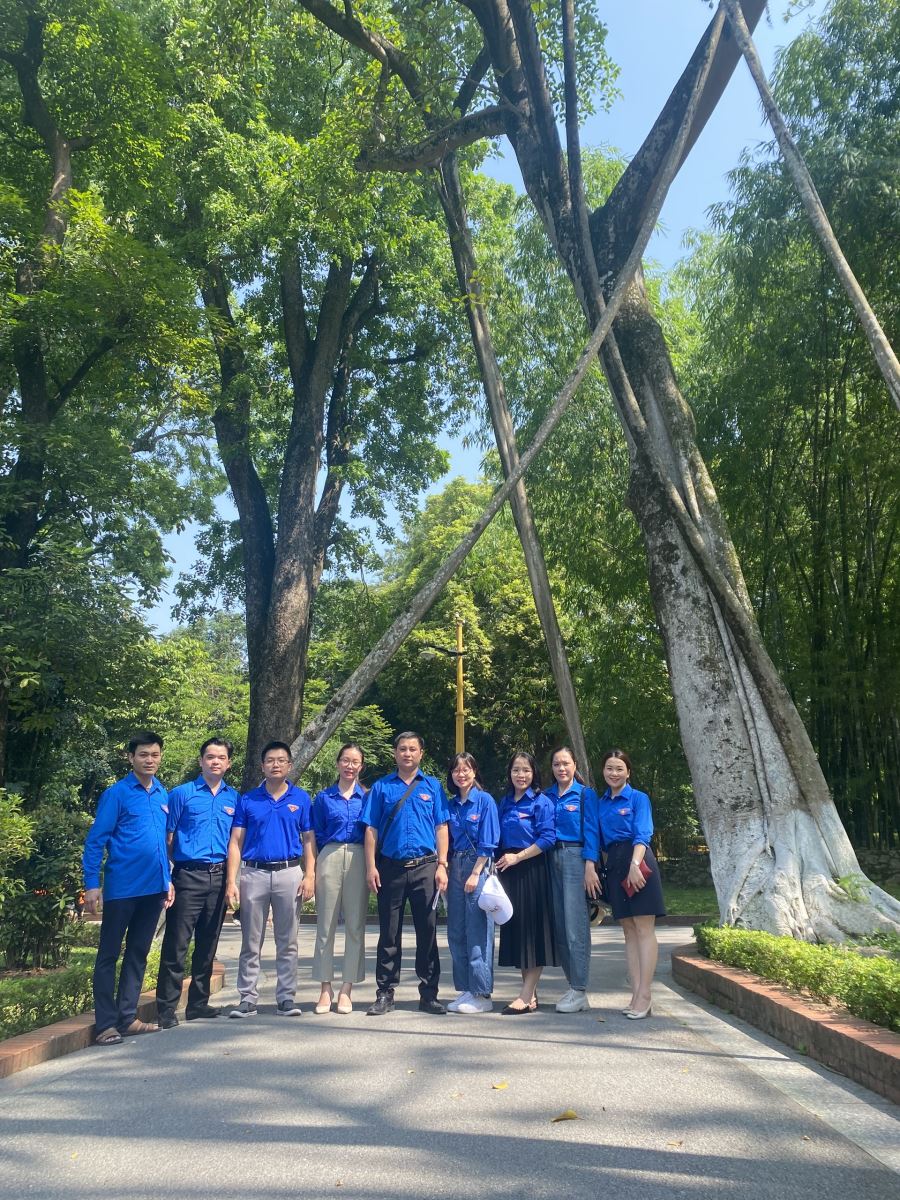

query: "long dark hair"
left=506, top=750, right=541, bottom=794
left=446, top=752, right=483, bottom=797
left=601, top=748, right=633, bottom=784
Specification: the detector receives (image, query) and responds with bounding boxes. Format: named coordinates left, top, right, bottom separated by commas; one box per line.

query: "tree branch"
left=356, top=105, right=505, bottom=171
left=455, top=46, right=493, bottom=115
left=723, top=0, right=900, bottom=413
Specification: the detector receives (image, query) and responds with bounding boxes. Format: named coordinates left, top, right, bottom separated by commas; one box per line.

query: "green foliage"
left=0, top=791, right=33, bottom=903
left=0, top=797, right=91, bottom=968
left=0, top=939, right=163, bottom=1039
left=695, top=925, right=900, bottom=1032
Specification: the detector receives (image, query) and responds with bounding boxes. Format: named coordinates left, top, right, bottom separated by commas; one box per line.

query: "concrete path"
left=1, top=924, right=897, bottom=1200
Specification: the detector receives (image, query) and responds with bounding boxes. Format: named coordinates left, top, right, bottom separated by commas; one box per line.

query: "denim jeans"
left=549, top=843, right=591, bottom=990
left=447, top=853, right=494, bottom=996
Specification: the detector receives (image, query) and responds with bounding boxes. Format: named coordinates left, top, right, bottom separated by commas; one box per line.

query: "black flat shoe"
left=158, top=1011, right=179, bottom=1029
left=501, top=1002, right=533, bottom=1015
left=418, top=998, right=447, bottom=1015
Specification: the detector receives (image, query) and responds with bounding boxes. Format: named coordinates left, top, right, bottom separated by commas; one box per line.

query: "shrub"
left=694, top=925, right=900, bottom=1032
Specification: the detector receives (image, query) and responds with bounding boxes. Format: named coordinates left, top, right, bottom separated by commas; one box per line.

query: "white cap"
left=477, top=875, right=513, bottom=925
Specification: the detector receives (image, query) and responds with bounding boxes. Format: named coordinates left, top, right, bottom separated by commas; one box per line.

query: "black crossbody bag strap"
left=376, top=776, right=419, bottom=857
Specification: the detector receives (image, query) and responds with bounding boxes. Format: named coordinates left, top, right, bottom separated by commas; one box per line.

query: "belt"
left=384, top=853, right=437, bottom=869
left=174, top=860, right=225, bottom=871
left=555, top=840, right=583, bottom=847
left=242, top=858, right=302, bottom=870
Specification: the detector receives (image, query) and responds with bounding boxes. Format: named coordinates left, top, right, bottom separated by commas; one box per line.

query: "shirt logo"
left=419, top=792, right=431, bottom=801
left=618, top=807, right=630, bottom=816
left=160, top=805, right=168, bottom=813
left=223, top=806, right=234, bottom=815
left=288, top=804, right=299, bottom=813
left=518, top=812, right=529, bottom=820
left=565, top=804, right=578, bottom=812
left=468, top=813, right=479, bottom=822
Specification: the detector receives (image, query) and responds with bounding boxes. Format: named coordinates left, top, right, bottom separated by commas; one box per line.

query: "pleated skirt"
left=497, top=852, right=560, bottom=970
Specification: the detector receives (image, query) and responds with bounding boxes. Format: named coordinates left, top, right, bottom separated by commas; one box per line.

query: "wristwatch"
left=438, top=859, right=449, bottom=867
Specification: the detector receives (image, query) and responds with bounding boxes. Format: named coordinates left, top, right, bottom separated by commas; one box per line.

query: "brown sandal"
left=122, top=1019, right=158, bottom=1036
left=95, top=1027, right=123, bottom=1045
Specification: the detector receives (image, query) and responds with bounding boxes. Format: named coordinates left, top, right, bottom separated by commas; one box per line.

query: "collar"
left=328, top=780, right=366, bottom=799
left=126, top=771, right=162, bottom=793
left=546, top=779, right=582, bottom=800
left=602, top=781, right=634, bottom=802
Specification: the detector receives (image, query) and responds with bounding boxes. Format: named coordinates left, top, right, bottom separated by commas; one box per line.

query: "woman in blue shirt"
left=311, top=743, right=369, bottom=1014
left=496, top=751, right=559, bottom=1014
left=545, top=746, right=601, bottom=1013
left=588, top=749, right=666, bottom=1020
left=445, top=753, right=500, bottom=1014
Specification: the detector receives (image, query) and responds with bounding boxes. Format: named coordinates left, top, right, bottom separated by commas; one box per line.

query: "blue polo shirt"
left=361, top=770, right=449, bottom=860
left=597, top=782, right=654, bottom=849
left=167, top=776, right=239, bottom=863
left=233, top=781, right=313, bottom=862
left=545, top=779, right=601, bottom=861
left=82, top=773, right=171, bottom=900
left=497, top=788, right=555, bottom=853
left=447, top=787, right=499, bottom=857
left=312, top=781, right=367, bottom=847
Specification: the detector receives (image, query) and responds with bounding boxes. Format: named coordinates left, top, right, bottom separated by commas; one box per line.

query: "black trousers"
left=94, top=893, right=166, bottom=1033
left=156, top=863, right=227, bottom=1015
left=375, top=856, right=440, bottom=1000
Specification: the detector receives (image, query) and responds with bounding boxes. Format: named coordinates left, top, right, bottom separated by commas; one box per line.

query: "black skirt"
left=497, top=851, right=560, bottom=970
left=605, top=842, right=666, bottom=920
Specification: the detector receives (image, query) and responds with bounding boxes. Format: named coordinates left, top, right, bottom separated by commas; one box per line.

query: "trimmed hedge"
left=694, top=925, right=900, bottom=1033
left=0, top=943, right=163, bottom=1040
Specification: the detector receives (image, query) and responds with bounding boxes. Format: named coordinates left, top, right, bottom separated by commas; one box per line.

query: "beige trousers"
left=312, top=842, right=368, bottom=984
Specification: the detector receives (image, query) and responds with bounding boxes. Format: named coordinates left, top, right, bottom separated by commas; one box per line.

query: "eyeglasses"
left=264, top=757, right=291, bottom=766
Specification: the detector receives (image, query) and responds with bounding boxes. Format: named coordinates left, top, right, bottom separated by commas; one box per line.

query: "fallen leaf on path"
left=492, top=1081, right=509, bottom=1090
left=551, top=1109, right=580, bottom=1123
left=407, top=1068, right=415, bottom=1074
left=450, top=1091, right=464, bottom=1099
left=802, top=1135, right=812, bottom=1142
left=595, top=1016, right=606, bottom=1023
left=666, top=1141, right=683, bottom=1148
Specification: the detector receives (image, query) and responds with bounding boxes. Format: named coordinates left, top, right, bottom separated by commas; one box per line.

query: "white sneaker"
left=447, top=991, right=473, bottom=1013
left=457, top=996, right=493, bottom=1014
left=556, top=989, right=590, bottom=1013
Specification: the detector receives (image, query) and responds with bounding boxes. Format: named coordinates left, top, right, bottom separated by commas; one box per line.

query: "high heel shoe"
left=620, top=1007, right=635, bottom=1016
left=625, top=1006, right=652, bottom=1020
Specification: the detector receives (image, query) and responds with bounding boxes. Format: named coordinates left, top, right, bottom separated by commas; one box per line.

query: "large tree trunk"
left=477, top=0, right=899, bottom=935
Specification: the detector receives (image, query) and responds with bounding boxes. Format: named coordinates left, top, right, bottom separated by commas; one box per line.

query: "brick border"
left=672, top=943, right=900, bottom=1105
left=0, top=960, right=226, bottom=1081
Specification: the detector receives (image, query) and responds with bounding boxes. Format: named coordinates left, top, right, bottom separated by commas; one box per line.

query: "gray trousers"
left=236, top=865, right=303, bottom=1005
left=312, top=842, right=368, bottom=985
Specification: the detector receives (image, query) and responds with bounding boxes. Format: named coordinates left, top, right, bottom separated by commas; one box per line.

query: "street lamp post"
left=419, top=618, right=466, bottom=753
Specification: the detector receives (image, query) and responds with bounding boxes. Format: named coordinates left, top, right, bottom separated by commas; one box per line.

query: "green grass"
left=695, top=925, right=900, bottom=1032
left=662, top=884, right=719, bottom=917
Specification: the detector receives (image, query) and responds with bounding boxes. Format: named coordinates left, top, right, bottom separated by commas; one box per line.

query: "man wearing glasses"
left=225, top=741, right=315, bottom=1017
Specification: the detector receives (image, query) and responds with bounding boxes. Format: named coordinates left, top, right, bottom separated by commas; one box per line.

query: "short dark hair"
left=446, top=752, right=483, bottom=796
left=128, top=731, right=163, bottom=754
left=261, top=740, right=293, bottom=763
left=200, top=737, right=234, bottom=758
left=601, top=748, right=633, bottom=773
left=393, top=730, right=424, bottom=750
left=507, top=750, right=540, bottom=793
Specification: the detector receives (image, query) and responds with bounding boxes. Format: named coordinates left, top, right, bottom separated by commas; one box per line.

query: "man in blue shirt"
left=82, top=731, right=173, bottom=1045
left=225, top=741, right=315, bottom=1017
left=361, top=731, right=449, bottom=1016
left=155, top=737, right=239, bottom=1028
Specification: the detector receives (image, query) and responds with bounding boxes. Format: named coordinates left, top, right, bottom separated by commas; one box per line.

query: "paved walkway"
left=1, top=924, right=897, bottom=1200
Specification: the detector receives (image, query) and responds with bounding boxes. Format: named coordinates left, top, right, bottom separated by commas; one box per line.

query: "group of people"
left=81, top=728, right=665, bottom=1044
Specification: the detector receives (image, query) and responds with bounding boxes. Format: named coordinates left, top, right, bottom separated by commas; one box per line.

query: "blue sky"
left=144, top=0, right=827, bottom=632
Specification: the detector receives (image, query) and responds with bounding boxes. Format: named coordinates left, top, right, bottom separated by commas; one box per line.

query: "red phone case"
left=621, top=859, right=652, bottom=898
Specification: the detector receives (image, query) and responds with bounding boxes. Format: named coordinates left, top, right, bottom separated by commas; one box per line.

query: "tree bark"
left=200, top=250, right=379, bottom=788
